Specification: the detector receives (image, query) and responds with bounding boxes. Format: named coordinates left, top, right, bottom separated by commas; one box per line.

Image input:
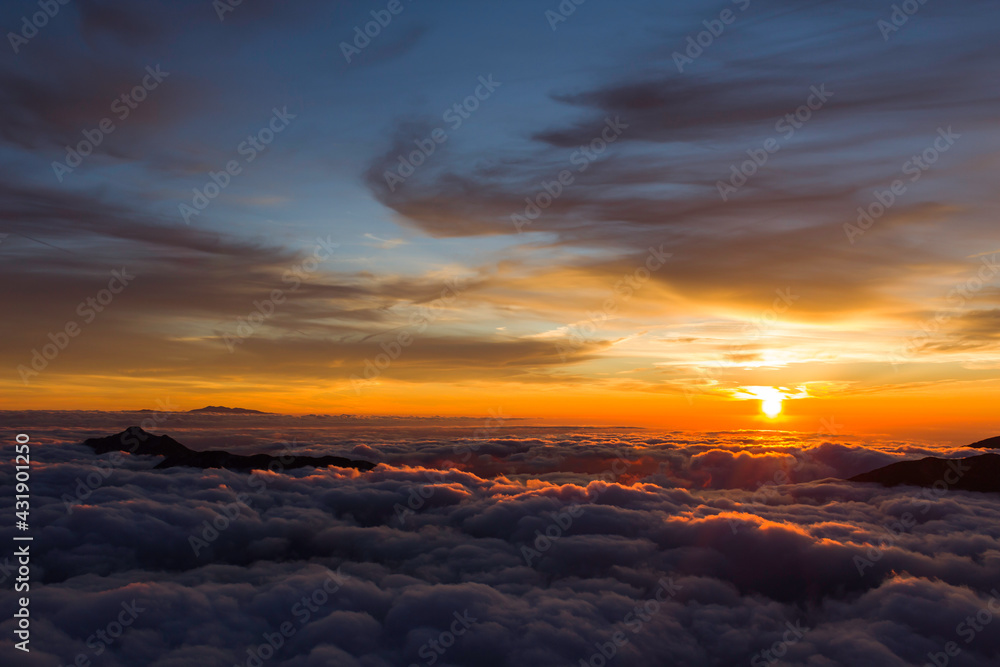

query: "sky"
left=2, top=0, right=999, bottom=441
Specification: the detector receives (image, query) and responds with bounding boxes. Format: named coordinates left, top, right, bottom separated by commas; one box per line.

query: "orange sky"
left=6, top=371, right=998, bottom=445
left=3, top=0, right=998, bottom=443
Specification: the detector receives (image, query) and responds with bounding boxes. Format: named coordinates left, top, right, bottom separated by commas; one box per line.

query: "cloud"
left=2, top=416, right=999, bottom=665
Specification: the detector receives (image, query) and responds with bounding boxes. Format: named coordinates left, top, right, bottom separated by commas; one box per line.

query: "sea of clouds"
left=1, top=412, right=999, bottom=666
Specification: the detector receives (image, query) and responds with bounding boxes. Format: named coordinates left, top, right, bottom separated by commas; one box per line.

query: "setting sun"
left=732, top=386, right=791, bottom=419
left=762, top=396, right=783, bottom=419
left=760, top=397, right=781, bottom=419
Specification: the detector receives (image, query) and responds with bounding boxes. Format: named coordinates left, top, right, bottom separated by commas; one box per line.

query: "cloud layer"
left=2, top=414, right=999, bottom=665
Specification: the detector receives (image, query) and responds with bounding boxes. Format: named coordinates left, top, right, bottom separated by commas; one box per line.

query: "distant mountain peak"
left=967, top=435, right=1000, bottom=449
left=82, top=427, right=375, bottom=472
left=187, top=406, right=271, bottom=415
left=848, top=453, right=1000, bottom=493
left=86, top=427, right=189, bottom=458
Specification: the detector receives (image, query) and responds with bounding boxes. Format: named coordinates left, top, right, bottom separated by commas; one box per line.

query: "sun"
left=761, top=396, right=783, bottom=419
left=732, top=385, right=795, bottom=419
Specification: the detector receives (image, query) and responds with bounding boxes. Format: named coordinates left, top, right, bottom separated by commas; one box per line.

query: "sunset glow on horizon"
left=1, top=0, right=997, bottom=446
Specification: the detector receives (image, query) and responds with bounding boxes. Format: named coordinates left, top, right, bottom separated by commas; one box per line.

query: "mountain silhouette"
left=83, top=427, right=376, bottom=472
left=187, top=406, right=271, bottom=414
left=967, top=435, right=1000, bottom=449
left=848, top=453, right=1000, bottom=493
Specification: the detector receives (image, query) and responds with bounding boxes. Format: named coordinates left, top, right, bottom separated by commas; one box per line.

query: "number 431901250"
left=14, top=434, right=30, bottom=522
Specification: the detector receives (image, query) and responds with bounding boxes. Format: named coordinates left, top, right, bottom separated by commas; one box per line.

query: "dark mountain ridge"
left=83, top=426, right=376, bottom=472
left=187, top=406, right=271, bottom=415
left=967, top=435, right=1000, bottom=449
left=848, top=453, right=1000, bottom=493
